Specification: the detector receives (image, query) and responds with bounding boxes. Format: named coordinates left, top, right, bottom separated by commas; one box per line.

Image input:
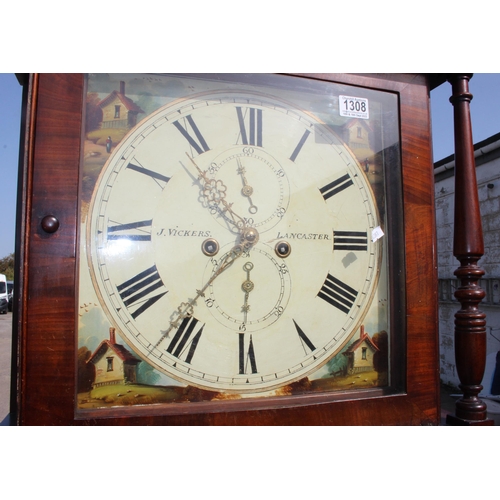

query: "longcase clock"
left=12, top=73, right=440, bottom=425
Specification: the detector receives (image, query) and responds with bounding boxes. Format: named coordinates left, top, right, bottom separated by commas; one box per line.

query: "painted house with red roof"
left=98, top=81, right=144, bottom=129
left=87, top=327, right=141, bottom=388
left=342, top=118, right=374, bottom=160
left=343, top=325, right=379, bottom=375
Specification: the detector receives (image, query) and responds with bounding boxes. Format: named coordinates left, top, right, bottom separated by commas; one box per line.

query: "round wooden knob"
left=41, top=215, right=60, bottom=233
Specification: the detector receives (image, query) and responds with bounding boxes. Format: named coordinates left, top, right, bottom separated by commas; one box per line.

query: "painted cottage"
left=98, top=81, right=144, bottom=129
left=342, top=118, right=374, bottom=159
left=87, top=327, right=141, bottom=388
left=343, top=325, right=379, bottom=375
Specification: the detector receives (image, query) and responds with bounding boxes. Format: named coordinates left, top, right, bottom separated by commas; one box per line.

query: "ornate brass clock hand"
left=156, top=243, right=245, bottom=347
left=155, top=156, right=262, bottom=349
left=236, top=157, right=258, bottom=215
left=185, top=153, right=248, bottom=233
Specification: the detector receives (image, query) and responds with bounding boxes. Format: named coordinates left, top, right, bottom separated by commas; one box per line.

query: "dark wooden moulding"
left=11, top=73, right=441, bottom=425
left=445, top=75, right=493, bottom=426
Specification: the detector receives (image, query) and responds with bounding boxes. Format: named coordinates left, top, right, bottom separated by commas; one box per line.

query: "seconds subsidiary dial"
left=88, top=86, right=381, bottom=393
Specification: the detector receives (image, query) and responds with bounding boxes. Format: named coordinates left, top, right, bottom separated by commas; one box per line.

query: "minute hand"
left=156, top=245, right=244, bottom=347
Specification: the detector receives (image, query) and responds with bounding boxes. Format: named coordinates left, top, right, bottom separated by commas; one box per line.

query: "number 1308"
left=339, top=95, right=369, bottom=119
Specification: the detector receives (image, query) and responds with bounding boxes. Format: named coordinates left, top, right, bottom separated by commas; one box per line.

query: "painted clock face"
left=87, top=81, right=382, bottom=393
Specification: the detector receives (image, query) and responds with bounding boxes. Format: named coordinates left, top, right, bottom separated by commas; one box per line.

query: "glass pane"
left=77, top=74, right=401, bottom=412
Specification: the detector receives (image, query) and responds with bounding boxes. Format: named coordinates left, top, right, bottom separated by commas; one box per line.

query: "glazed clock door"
left=85, top=82, right=383, bottom=397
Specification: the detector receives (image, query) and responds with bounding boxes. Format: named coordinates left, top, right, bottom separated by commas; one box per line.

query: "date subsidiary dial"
left=205, top=245, right=291, bottom=333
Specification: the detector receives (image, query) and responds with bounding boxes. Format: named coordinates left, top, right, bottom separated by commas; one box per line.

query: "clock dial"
left=87, top=85, right=382, bottom=393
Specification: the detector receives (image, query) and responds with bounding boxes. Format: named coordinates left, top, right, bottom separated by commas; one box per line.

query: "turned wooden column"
left=446, top=74, right=493, bottom=425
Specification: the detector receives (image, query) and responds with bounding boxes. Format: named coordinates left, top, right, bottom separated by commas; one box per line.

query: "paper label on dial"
left=372, top=226, right=384, bottom=242
left=339, top=95, right=369, bottom=119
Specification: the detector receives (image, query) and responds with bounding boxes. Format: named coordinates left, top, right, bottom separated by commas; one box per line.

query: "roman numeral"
left=289, top=129, right=311, bottom=162
left=318, top=274, right=357, bottom=314
left=107, top=219, right=152, bottom=241
left=167, top=316, right=204, bottom=364
left=239, top=333, right=257, bottom=374
left=126, top=161, right=171, bottom=188
left=293, top=320, right=316, bottom=354
left=320, top=173, right=354, bottom=200
left=333, top=231, right=368, bottom=251
left=173, top=115, right=210, bottom=155
left=236, top=107, right=262, bottom=146
left=116, top=265, right=167, bottom=319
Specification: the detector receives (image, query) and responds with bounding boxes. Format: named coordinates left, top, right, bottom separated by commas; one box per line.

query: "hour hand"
left=186, top=153, right=247, bottom=232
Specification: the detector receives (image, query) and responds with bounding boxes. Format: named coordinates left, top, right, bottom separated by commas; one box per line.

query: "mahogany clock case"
left=12, top=73, right=439, bottom=425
